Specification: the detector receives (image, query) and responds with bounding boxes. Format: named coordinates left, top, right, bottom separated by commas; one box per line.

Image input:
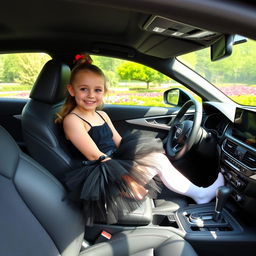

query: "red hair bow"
left=73, top=54, right=93, bottom=65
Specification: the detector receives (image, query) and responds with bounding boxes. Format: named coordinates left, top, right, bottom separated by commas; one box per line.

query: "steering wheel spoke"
left=173, top=143, right=182, bottom=152
left=165, top=100, right=202, bottom=160
left=184, top=127, right=192, bottom=139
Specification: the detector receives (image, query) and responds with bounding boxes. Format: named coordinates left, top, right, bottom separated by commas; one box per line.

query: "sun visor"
left=138, top=34, right=204, bottom=58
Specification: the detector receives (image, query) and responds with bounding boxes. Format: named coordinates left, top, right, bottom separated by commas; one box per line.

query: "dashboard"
left=202, top=104, right=256, bottom=216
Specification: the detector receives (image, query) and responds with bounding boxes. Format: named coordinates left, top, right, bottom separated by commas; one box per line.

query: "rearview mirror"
left=211, top=34, right=247, bottom=62
left=211, top=35, right=234, bottom=61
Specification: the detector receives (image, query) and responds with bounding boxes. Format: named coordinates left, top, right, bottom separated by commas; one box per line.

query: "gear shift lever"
left=214, top=185, right=232, bottom=222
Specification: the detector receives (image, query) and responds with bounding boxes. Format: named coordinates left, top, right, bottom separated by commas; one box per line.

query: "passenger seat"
left=0, top=125, right=197, bottom=256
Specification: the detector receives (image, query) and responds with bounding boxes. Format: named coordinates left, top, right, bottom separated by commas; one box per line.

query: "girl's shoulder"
left=64, top=112, right=77, bottom=121
left=63, top=113, right=92, bottom=133
left=63, top=112, right=83, bottom=126
left=63, top=113, right=73, bottom=122
left=97, top=111, right=115, bottom=128
left=97, top=110, right=109, bottom=120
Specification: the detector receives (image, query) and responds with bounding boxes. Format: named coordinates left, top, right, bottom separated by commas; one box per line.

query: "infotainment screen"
left=233, top=108, right=256, bottom=147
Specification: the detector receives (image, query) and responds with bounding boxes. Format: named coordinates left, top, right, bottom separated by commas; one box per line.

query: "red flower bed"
left=219, top=85, right=256, bottom=96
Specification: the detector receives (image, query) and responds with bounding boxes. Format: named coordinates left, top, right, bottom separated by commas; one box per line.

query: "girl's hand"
left=98, top=155, right=111, bottom=162
left=101, top=157, right=111, bottom=162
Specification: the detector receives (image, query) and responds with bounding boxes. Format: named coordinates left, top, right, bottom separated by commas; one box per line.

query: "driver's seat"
left=21, top=59, right=188, bottom=220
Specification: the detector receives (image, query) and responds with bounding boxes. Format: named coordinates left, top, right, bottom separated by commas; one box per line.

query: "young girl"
left=56, top=58, right=224, bottom=225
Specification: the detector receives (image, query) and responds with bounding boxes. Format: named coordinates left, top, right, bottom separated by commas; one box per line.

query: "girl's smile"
left=67, top=70, right=105, bottom=112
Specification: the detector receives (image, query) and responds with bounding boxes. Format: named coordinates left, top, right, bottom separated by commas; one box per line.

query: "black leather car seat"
left=0, top=125, right=198, bottom=256
left=21, top=60, right=75, bottom=179
left=21, top=59, right=188, bottom=217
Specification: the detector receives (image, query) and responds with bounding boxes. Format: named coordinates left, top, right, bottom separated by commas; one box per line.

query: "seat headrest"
left=29, top=60, right=71, bottom=104
left=0, top=126, right=20, bottom=178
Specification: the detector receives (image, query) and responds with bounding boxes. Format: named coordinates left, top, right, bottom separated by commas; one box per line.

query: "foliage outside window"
left=178, top=39, right=256, bottom=107
left=0, top=53, right=51, bottom=98
left=0, top=53, right=199, bottom=107
left=92, top=55, right=198, bottom=107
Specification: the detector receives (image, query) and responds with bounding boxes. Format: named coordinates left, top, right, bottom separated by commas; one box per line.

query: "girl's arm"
left=99, top=111, right=122, bottom=147
left=63, top=114, right=107, bottom=161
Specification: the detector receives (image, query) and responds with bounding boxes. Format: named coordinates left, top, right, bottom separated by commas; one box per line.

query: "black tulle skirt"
left=64, top=133, right=165, bottom=226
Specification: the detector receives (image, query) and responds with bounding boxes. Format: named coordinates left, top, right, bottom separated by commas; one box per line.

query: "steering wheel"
left=165, top=99, right=203, bottom=161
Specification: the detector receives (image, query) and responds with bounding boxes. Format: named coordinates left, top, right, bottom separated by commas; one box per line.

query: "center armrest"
left=117, top=197, right=153, bottom=225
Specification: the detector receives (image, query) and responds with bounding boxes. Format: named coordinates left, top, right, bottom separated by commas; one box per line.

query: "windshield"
left=178, top=38, right=256, bottom=107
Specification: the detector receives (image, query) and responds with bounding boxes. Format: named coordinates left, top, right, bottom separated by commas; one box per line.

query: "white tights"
left=138, top=153, right=224, bottom=204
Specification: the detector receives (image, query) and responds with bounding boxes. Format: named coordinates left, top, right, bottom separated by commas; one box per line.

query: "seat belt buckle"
left=95, top=230, right=112, bottom=243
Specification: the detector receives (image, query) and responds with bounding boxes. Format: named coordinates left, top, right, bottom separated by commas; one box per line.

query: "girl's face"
left=68, top=70, right=105, bottom=111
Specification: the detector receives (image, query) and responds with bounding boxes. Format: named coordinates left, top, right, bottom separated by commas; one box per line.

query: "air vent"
left=242, top=152, right=256, bottom=169
left=224, top=139, right=237, bottom=157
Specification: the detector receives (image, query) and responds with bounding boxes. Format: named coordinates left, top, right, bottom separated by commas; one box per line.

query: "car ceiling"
left=0, top=0, right=256, bottom=62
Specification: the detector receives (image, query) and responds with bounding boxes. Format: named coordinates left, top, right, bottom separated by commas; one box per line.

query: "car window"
left=0, top=53, right=51, bottom=99
left=178, top=38, right=256, bottom=107
left=91, top=55, right=200, bottom=107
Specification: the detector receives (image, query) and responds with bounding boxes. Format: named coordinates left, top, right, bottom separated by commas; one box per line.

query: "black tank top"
left=71, top=112, right=117, bottom=154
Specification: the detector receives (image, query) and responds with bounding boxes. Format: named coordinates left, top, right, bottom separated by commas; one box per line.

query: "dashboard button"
left=234, top=194, right=243, bottom=202
left=235, top=180, right=243, bottom=188
left=226, top=173, right=232, bottom=180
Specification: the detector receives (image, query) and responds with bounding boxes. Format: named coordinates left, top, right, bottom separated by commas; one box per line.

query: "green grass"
left=230, top=95, right=256, bottom=106
left=0, top=83, right=32, bottom=91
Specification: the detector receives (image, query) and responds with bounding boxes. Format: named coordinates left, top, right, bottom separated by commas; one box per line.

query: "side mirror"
left=164, top=88, right=192, bottom=106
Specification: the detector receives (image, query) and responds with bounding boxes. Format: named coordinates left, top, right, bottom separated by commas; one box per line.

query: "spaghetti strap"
left=96, top=111, right=106, bottom=122
left=70, top=112, right=92, bottom=127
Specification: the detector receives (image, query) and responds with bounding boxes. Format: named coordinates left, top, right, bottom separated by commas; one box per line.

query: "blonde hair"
left=55, top=63, right=107, bottom=123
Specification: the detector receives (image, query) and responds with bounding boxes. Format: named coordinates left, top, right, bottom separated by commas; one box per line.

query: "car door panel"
left=103, top=104, right=195, bottom=140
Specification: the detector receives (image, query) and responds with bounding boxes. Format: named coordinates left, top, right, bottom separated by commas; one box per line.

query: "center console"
left=177, top=186, right=241, bottom=232
left=150, top=184, right=256, bottom=256
left=151, top=108, right=256, bottom=255
left=153, top=186, right=242, bottom=232
left=220, top=108, right=256, bottom=216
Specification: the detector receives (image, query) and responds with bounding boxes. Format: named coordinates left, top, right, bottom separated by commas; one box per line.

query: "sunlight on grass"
left=230, top=95, right=256, bottom=106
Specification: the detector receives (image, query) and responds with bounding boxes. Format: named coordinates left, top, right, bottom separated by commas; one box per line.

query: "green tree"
left=92, top=55, right=123, bottom=87
left=16, top=53, right=51, bottom=86
left=0, top=55, right=5, bottom=81
left=2, top=54, right=20, bottom=82
left=117, top=61, right=167, bottom=89
left=234, top=40, right=256, bottom=84
left=1, top=53, right=51, bottom=86
left=183, top=39, right=256, bottom=84
left=178, top=51, right=197, bottom=69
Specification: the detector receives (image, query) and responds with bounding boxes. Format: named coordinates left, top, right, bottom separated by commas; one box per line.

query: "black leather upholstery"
left=0, top=126, right=85, bottom=256
left=82, top=228, right=197, bottom=256
left=0, top=125, right=197, bottom=256
left=22, top=60, right=78, bottom=178
left=152, top=185, right=190, bottom=213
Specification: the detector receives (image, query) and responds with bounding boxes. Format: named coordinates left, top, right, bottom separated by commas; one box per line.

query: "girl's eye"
left=80, top=88, right=88, bottom=91
left=95, top=89, right=103, bottom=93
